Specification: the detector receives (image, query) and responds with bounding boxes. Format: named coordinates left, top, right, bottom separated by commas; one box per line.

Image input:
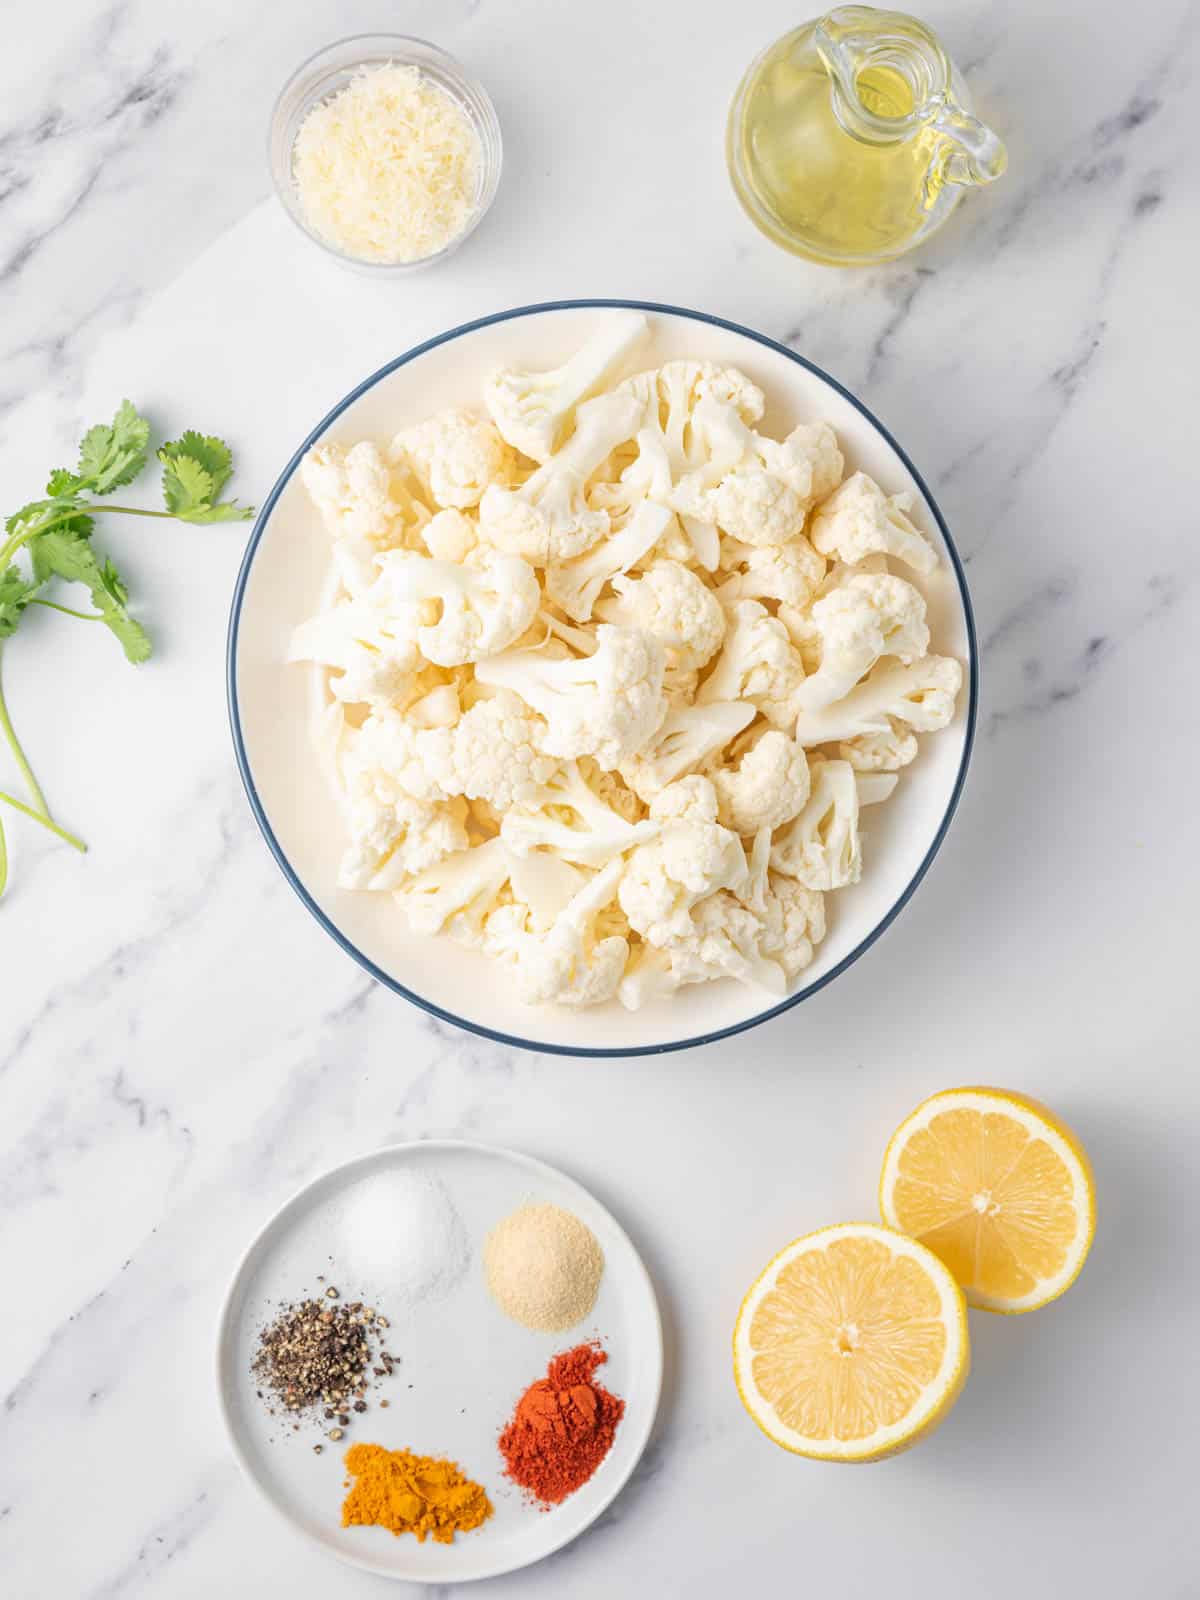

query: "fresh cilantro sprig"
left=0, top=401, right=254, bottom=896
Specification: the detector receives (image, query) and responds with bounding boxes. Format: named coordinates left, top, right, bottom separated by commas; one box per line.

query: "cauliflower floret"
left=667, top=397, right=825, bottom=547
left=421, top=508, right=479, bottom=564
left=619, top=701, right=755, bottom=801
left=439, top=692, right=562, bottom=810
left=810, top=472, right=938, bottom=577
left=502, top=761, right=661, bottom=866
left=397, top=837, right=519, bottom=939
left=839, top=722, right=919, bottom=771
left=619, top=863, right=825, bottom=1008
left=336, top=725, right=470, bottom=893
left=794, top=573, right=930, bottom=712
left=595, top=559, right=726, bottom=672
left=354, top=693, right=560, bottom=812
left=711, top=729, right=811, bottom=836
left=484, top=858, right=630, bottom=1008
left=544, top=500, right=673, bottom=622
left=478, top=391, right=642, bottom=566
left=648, top=772, right=719, bottom=824
left=392, top=408, right=514, bottom=509
left=601, top=364, right=766, bottom=569
left=484, top=312, right=649, bottom=463
left=618, top=791, right=747, bottom=947
left=762, top=422, right=844, bottom=504
left=755, top=873, right=827, bottom=978
left=617, top=362, right=766, bottom=477
left=717, top=534, right=826, bottom=610
left=793, top=656, right=963, bottom=748
left=288, top=598, right=422, bottom=708
left=709, top=469, right=805, bottom=547
left=665, top=890, right=789, bottom=992
left=770, top=759, right=861, bottom=890
left=697, top=599, right=804, bottom=728
left=475, top=623, right=666, bottom=770
left=300, top=440, right=430, bottom=548
left=374, top=549, right=539, bottom=667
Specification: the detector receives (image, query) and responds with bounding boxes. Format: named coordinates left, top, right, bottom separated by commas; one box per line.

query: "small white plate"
left=215, top=1140, right=663, bottom=1584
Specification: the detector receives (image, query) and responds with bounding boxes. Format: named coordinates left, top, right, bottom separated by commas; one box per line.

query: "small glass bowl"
left=269, top=34, right=503, bottom=274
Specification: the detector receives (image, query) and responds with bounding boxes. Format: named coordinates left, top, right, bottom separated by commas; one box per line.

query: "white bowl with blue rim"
left=227, top=301, right=976, bottom=1057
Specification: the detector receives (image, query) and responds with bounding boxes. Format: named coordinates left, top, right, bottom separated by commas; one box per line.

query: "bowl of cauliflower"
left=228, top=302, right=975, bottom=1055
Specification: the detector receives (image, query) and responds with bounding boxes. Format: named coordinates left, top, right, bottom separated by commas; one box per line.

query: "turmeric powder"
left=341, top=1443, right=492, bottom=1543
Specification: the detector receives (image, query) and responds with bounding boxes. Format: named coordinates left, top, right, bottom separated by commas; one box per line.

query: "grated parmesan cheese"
left=292, top=63, right=481, bottom=265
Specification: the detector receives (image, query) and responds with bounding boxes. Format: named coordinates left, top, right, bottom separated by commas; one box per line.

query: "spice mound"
left=484, top=1203, right=604, bottom=1332
left=498, top=1342, right=625, bottom=1507
left=251, top=1288, right=393, bottom=1440
left=342, top=1443, right=492, bottom=1542
left=342, top=1170, right=469, bottom=1305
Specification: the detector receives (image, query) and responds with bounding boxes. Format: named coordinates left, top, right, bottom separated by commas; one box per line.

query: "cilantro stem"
left=0, top=789, right=86, bottom=851
left=98, top=504, right=174, bottom=519
left=0, top=647, right=48, bottom=816
left=29, top=598, right=102, bottom=621
left=0, top=506, right=92, bottom=569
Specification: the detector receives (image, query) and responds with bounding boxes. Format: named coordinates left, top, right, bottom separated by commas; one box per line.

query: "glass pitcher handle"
left=930, top=101, right=1008, bottom=188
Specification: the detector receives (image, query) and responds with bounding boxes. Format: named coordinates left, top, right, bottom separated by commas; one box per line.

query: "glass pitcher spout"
left=815, top=6, right=1007, bottom=194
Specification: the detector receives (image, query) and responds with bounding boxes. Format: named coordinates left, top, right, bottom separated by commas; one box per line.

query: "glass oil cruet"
left=727, top=6, right=1007, bottom=265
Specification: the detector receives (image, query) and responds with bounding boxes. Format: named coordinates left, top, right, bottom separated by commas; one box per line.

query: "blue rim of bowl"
left=226, top=298, right=978, bottom=1058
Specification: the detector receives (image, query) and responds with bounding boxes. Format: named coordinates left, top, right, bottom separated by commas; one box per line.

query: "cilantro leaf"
left=0, top=567, right=40, bottom=640
left=29, top=529, right=151, bottom=664
left=46, top=467, right=83, bottom=497
left=165, top=432, right=233, bottom=499
left=75, top=400, right=151, bottom=494
left=159, top=433, right=253, bottom=523
left=160, top=451, right=214, bottom=517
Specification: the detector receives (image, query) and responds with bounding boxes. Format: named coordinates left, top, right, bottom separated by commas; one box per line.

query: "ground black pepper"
left=251, top=1289, right=396, bottom=1436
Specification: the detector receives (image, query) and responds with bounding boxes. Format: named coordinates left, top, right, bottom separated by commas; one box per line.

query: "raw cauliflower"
left=810, top=471, right=938, bottom=577
left=596, top=559, right=726, bottom=671
left=711, top=729, right=810, bottom=836
left=475, top=623, right=666, bottom=770
left=697, top=599, right=805, bottom=728
left=292, top=317, right=963, bottom=1011
left=478, top=391, right=642, bottom=565
left=718, top=534, right=826, bottom=610
left=793, top=572, right=929, bottom=712
left=374, top=548, right=540, bottom=667
left=618, top=778, right=747, bottom=947
left=770, top=759, right=862, bottom=891
left=483, top=858, right=629, bottom=1007
left=301, top=440, right=428, bottom=547
left=393, top=408, right=514, bottom=509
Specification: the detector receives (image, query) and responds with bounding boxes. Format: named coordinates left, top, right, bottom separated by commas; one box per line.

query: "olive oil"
left=726, top=9, right=1007, bottom=267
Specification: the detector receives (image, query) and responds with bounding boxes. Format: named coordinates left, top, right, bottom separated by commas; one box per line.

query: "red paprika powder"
left=498, top=1341, right=625, bottom=1506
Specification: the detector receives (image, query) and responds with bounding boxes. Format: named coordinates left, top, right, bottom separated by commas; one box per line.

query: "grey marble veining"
left=1, top=1, right=1198, bottom=1596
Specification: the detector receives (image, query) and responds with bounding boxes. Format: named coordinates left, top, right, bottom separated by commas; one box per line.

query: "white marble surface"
left=1, top=0, right=1197, bottom=1594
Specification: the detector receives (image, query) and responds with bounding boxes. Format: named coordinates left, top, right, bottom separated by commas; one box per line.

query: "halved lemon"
left=733, top=1222, right=969, bottom=1462
left=880, top=1087, right=1096, bottom=1314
